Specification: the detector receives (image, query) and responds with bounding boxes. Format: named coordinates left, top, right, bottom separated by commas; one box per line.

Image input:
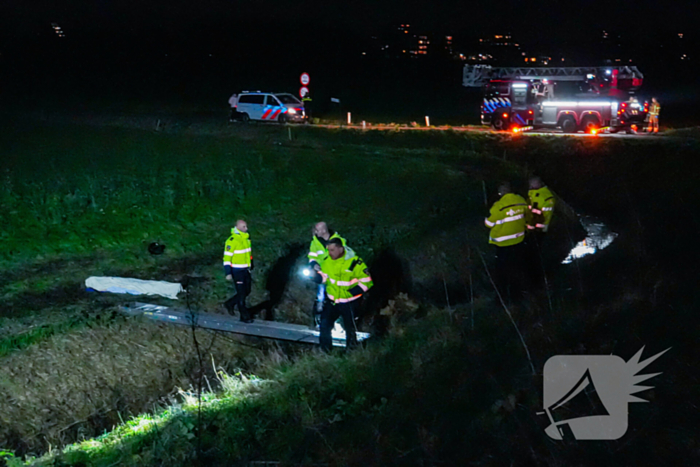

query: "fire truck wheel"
left=581, top=116, right=599, bottom=133
left=559, top=116, right=577, bottom=133
left=492, top=117, right=507, bottom=131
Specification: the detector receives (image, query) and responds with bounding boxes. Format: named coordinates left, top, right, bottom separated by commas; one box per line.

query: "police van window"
left=276, top=94, right=301, bottom=105
left=266, top=96, right=279, bottom=106
left=239, top=94, right=264, bottom=104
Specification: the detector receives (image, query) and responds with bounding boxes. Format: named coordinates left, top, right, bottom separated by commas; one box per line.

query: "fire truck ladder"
left=120, top=302, right=370, bottom=347
left=463, top=65, right=644, bottom=87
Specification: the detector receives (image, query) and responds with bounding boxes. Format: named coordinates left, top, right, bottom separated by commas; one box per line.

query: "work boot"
left=224, top=299, right=236, bottom=316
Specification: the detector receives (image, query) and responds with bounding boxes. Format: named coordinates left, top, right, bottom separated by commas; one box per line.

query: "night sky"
left=1, top=0, right=698, bottom=113
left=2, top=0, right=698, bottom=47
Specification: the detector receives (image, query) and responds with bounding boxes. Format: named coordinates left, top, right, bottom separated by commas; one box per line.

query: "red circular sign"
left=300, top=73, right=310, bottom=86
left=299, top=86, right=309, bottom=98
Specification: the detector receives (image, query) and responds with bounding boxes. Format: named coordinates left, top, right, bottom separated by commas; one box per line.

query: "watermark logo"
left=541, top=347, right=669, bottom=440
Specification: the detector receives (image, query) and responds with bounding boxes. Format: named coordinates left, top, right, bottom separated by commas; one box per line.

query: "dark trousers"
left=527, top=232, right=547, bottom=287
left=312, top=283, right=325, bottom=326
left=225, top=269, right=252, bottom=320
left=494, top=242, right=528, bottom=300
left=229, top=108, right=240, bottom=121
left=319, top=301, right=358, bottom=352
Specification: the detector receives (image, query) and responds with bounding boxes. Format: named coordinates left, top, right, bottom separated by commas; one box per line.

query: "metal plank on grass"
left=120, top=302, right=370, bottom=347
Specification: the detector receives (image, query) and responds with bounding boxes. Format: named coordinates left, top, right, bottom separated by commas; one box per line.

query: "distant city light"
left=50, top=22, right=65, bottom=37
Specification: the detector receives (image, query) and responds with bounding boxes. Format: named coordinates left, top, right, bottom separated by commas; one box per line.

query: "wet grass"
left=1, top=119, right=699, bottom=465
left=0, top=120, right=502, bottom=458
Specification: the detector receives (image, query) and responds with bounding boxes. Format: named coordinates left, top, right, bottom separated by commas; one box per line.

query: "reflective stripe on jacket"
left=319, top=249, right=373, bottom=304
left=485, top=193, right=528, bottom=246
left=223, top=227, right=252, bottom=275
left=308, top=232, right=350, bottom=267
left=527, top=186, right=555, bottom=232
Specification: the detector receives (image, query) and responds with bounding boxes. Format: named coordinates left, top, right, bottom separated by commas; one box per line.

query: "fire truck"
left=463, top=65, right=648, bottom=133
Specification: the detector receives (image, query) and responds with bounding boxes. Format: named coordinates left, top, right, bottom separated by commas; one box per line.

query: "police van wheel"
left=278, top=114, right=287, bottom=125
left=240, top=113, right=250, bottom=123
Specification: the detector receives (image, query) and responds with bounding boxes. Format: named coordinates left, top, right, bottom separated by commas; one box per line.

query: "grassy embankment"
left=0, top=122, right=517, bottom=460
left=2, top=121, right=699, bottom=465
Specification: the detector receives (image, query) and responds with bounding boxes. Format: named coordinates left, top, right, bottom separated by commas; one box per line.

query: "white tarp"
left=85, top=276, right=183, bottom=300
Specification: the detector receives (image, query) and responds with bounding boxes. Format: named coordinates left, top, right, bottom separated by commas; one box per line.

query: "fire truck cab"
left=467, top=65, right=647, bottom=133
left=481, top=80, right=537, bottom=130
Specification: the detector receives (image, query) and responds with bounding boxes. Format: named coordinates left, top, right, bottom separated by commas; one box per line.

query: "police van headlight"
left=288, top=108, right=297, bottom=114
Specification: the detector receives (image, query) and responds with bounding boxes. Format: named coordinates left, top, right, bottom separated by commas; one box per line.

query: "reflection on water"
left=563, top=216, right=618, bottom=264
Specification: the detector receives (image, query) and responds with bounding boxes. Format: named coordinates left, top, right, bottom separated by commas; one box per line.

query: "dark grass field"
left=1, top=114, right=699, bottom=466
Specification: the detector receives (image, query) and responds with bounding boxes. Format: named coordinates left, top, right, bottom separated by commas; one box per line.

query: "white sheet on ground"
left=85, top=276, right=183, bottom=299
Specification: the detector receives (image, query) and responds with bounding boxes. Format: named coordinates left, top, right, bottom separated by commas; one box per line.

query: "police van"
left=235, top=92, right=306, bottom=123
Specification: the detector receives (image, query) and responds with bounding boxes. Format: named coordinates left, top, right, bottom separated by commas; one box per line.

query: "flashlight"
left=302, top=267, right=312, bottom=277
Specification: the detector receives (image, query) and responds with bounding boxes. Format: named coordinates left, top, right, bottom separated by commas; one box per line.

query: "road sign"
left=300, top=73, right=310, bottom=85
left=299, top=86, right=309, bottom=98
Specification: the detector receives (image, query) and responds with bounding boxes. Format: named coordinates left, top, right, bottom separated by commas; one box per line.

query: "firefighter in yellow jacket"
left=312, top=237, right=372, bottom=351
left=484, top=182, right=528, bottom=296
left=223, top=219, right=254, bottom=322
left=526, top=177, right=555, bottom=233
left=647, top=97, right=660, bottom=134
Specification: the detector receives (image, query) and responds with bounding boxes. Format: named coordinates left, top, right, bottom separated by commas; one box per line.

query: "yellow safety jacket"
left=649, top=102, right=661, bottom=117
left=308, top=232, right=350, bottom=267
left=319, top=249, right=373, bottom=304
left=527, top=186, right=555, bottom=232
left=485, top=193, right=528, bottom=246
left=223, top=227, right=252, bottom=274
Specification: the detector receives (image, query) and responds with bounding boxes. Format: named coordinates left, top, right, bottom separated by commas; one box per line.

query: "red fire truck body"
left=465, top=65, right=648, bottom=133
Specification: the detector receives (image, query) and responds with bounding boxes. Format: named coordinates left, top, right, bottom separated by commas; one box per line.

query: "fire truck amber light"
left=502, top=113, right=508, bottom=118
